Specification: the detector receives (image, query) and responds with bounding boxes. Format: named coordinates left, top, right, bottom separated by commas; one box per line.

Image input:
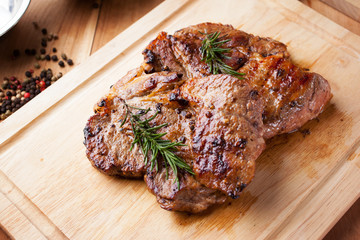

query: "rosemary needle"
left=120, top=102, right=194, bottom=188
left=200, top=31, right=245, bottom=79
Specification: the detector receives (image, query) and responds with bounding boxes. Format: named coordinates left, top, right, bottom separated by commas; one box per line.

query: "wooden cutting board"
left=1, top=0, right=359, bottom=239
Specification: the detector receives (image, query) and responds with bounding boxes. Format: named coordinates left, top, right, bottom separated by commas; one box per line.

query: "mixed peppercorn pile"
left=0, top=24, right=74, bottom=121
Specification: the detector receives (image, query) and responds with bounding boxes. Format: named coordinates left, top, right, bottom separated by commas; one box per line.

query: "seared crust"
left=181, top=75, right=265, bottom=197
left=84, top=69, right=184, bottom=177
left=85, top=72, right=265, bottom=211
left=142, top=22, right=331, bottom=138
left=84, top=22, right=331, bottom=213
left=145, top=169, right=227, bottom=213
left=144, top=75, right=265, bottom=211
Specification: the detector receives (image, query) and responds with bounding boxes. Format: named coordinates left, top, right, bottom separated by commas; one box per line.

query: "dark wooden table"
left=0, top=0, right=359, bottom=239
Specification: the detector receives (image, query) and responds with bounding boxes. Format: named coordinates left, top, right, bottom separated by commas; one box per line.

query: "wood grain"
left=321, top=0, right=360, bottom=22
left=0, top=0, right=360, bottom=239
left=301, top=0, right=360, bottom=36
left=91, top=0, right=164, bottom=53
left=0, top=0, right=100, bottom=85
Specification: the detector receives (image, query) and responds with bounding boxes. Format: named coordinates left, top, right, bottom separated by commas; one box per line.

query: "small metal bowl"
left=0, top=0, right=31, bottom=37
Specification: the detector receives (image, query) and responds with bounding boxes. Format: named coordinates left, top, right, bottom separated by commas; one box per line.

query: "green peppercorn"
left=34, top=63, right=41, bottom=69
left=61, top=53, right=67, bottom=60
left=51, top=76, right=58, bottom=81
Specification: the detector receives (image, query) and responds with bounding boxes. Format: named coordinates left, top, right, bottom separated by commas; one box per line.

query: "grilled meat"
left=84, top=71, right=265, bottom=211
left=84, top=23, right=331, bottom=213
left=142, top=22, right=331, bottom=138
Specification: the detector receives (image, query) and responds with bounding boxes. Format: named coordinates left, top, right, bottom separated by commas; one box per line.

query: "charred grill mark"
left=143, top=49, right=156, bottom=64
left=249, top=90, right=259, bottom=100
left=277, top=68, right=285, bottom=77
left=235, top=138, right=247, bottom=149
left=98, top=99, right=106, bottom=107
left=169, top=91, right=189, bottom=106
left=83, top=126, right=95, bottom=138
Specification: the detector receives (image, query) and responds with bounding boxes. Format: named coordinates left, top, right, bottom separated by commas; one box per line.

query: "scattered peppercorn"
left=41, top=28, right=47, bottom=35
left=67, top=59, right=73, bottom=65
left=32, top=22, right=39, bottom=30
left=30, top=49, right=36, bottom=55
left=58, top=60, right=65, bottom=67
left=34, top=63, right=41, bottom=69
left=13, top=49, right=20, bottom=57
left=41, top=39, right=47, bottom=47
left=52, top=47, right=57, bottom=53
left=51, top=55, right=58, bottom=61
left=53, top=34, right=59, bottom=40
left=45, top=55, right=51, bottom=61
left=61, top=53, right=67, bottom=60
left=40, top=48, right=46, bottom=54
left=25, top=49, right=31, bottom=55
left=25, top=71, right=32, bottom=78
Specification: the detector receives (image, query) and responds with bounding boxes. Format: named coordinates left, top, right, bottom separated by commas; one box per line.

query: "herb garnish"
left=200, top=31, right=245, bottom=79
left=120, top=102, right=194, bottom=187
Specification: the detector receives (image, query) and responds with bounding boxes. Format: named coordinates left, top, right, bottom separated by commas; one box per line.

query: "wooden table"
left=0, top=0, right=358, bottom=239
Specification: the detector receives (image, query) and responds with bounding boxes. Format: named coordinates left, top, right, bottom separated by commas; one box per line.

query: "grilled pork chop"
left=142, top=23, right=331, bottom=138
left=84, top=70, right=265, bottom=212
left=84, top=23, right=331, bottom=213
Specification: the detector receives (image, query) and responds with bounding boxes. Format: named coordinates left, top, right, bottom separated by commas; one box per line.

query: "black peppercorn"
left=51, top=55, right=58, bottom=61
left=25, top=49, right=31, bottom=55
left=41, top=28, right=47, bottom=35
left=41, top=40, right=47, bottom=47
left=67, top=59, right=73, bottom=65
left=13, top=49, right=20, bottom=57
left=45, top=55, right=50, bottom=61
left=40, top=48, right=46, bottom=54
left=30, top=49, right=36, bottom=55
left=52, top=47, right=57, bottom=53
left=58, top=60, right=65, bottom=67
left=25, top=71, right=32, bottom=77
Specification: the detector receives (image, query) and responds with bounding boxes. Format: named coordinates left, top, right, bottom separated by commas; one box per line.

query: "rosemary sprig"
left=200, top=31, right=245, bottom=79
left=120, top=102, right=194, bottom=188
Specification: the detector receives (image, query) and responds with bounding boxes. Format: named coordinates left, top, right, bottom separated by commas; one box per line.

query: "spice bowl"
left=0, top=0, right=31, bottom=37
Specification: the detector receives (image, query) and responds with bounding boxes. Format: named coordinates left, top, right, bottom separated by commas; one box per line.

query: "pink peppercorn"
left=39, top=81, right=45, bottom=88
left=24, top=92, right=30, bottom=98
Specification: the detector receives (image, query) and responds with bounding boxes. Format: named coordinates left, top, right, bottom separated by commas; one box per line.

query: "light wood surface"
left=321, top=0, right=360, bottom=22
left=0, top=0, right=359, bottom=239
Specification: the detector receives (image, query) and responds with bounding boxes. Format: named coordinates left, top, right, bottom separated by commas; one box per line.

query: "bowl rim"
left=0, top=0, right=31, bottom=37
